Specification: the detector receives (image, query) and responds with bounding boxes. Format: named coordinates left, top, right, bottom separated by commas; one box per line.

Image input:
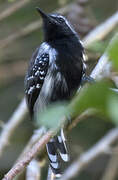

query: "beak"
left=36, top=7, right=49, bottom=19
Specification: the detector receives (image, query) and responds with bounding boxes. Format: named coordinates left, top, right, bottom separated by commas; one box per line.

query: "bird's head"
left=36, top=7, right=77, bottom=42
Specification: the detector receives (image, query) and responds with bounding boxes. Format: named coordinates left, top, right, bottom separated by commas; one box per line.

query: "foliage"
left=36, top=102, right=68, bottom=129
left=107, top=33, right=118, bottom=70
left=36, top=81, right=118, bottom=129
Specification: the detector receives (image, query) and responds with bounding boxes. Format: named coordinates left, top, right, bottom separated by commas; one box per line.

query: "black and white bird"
left=24, top=7, right=85, bottom=176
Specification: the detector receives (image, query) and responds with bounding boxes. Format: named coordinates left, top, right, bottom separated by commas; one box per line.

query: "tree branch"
left=0, top=0, right=30, bottom=22
left=101, top=146, right=118, bottom=180
left=16, top=127, right=46, bottom=162
left=0, top=98, right=28, bottom=157
left=47, top=167, right=55, bottom=180
left=0, top=3, right=74, bottom=50
left=26, top=159, right=41, bottom=180
left=0, top=8, right=118, bottom=50
left=83, top=11, right=118, bottom=48
left=2, top=130, right=53, bottom=180
left=59, top=128, right=118, bottom=180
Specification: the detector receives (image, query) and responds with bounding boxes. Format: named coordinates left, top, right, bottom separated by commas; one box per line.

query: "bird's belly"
left=34, top=69, right=82, bottom=114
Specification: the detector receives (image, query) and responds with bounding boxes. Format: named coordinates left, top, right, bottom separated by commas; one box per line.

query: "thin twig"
left=0, top=8, right=118, bottom=50
left=0, top=61, right=27, bottom=84
left=26, top=159, right=41, bottom=180
left=2, top=130, right=53, bottom=180
left=16, top=127, right=46, bottom=162
left=83, top=11, right=118, bottom=48
left=90, top=53, right=109, bottom=79
left=0, top=98, right=28, bottom=157
left=67, top=109, right=95, bottom=131
left=0, top=3, right=74, bottom=50
left=47, top=166, right=55, bottom=180
left=0, top=0, right=30, bottom=22
left=59, top=128, right=118, bottom=180
left=101, top=146, right=118, bottom=180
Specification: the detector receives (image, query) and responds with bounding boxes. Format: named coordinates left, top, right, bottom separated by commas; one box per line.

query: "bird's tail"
left=46, top=129, right=69, bottom=177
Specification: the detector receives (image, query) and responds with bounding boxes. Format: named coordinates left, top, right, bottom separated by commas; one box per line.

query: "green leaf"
left=36, top=81, right=118, bottom=130
left=107, top=94, right=118, bottom=125
left=36, top=103, right=68, bottom=129
left=107, top=33, right=118, bottom=70
left=68, top=81, right=112, bottom=118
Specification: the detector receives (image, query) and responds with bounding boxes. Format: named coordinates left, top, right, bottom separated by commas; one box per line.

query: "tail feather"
left=46, top=129, right=69, bottom=176
left=46, top=141, right=61, bottom=176
left=46, top=140, right=58, bottom=163
left=55, top=129, right=69, bottom=162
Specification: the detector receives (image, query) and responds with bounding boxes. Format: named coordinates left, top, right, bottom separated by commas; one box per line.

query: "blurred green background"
left=0, top=0, right=118, bottom=179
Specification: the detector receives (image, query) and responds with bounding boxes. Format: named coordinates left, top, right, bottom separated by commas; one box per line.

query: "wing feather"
left=24, top=48, right=49, bottom=116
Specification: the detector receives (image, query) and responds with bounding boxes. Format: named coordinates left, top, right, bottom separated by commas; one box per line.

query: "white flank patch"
left=61, top=129, right=66, bottom=141
left=43, top=75, right=53, bottom=98
left=80, top=40, right=84, bottom=46
left=83, top=53, right=88, bottom=62
left=58, top=136, right=62, bottom=143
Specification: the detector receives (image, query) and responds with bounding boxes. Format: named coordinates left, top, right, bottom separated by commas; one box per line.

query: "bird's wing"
left=24, top=48, right=49, bottom=116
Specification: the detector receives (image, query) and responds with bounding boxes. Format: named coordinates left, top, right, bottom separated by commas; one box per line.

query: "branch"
left=0, top=3, right=74, bottom=50
left=101, top=146, right=118, bottom=180
left=0, top=61, right=26, bottom=85
left=59, top=128, right=118, bottom=180
left=90, top=53, right=109, bottom=79
left=0, top=98, right=28, bottom=157
left=0, top=0, right=30, bottom=22
left=16, top=127, right=46, bottom=162
left=0, top=8, right=118, bottom=50
left=26, top=159, right=41, bottom=180
left=47, top=167, right=55, bottom=180
left=83, top=11, right=118, bottom=47
left=2, top=130, right=53, bottom=180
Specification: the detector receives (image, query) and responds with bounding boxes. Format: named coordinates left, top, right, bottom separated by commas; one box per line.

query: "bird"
left=24, top=7, right=86, bottom=177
